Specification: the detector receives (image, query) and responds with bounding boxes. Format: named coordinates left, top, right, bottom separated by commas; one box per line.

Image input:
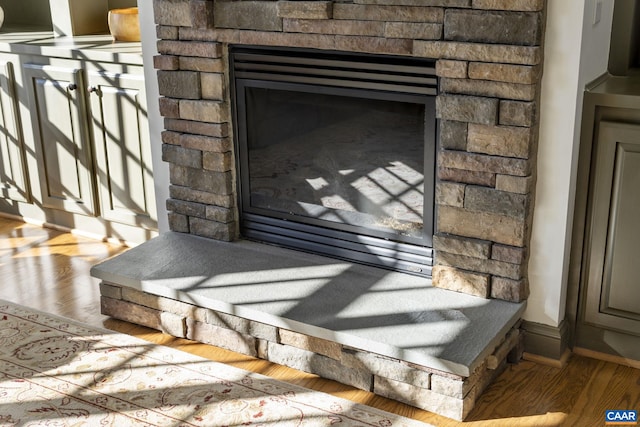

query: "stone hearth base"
left=91, top=232, right=525, bottom=420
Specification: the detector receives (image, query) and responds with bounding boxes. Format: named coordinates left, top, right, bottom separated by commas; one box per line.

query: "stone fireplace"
left=93, top=0, right=545, bottom=420
left=154, top=0, right=543, bottom=302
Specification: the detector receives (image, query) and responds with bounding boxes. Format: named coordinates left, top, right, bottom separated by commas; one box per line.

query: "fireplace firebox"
left=231, top=47, right=437, bottom=276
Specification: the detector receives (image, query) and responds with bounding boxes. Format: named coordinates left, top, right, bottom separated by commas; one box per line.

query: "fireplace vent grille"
left=232, top=48, right=437, bottom=96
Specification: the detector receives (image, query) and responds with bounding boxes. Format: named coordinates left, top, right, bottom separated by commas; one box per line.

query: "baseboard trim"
left=521, top=319, right=570, bottom=363
left=573, top=347, right=640, bottom=369
left=0, top=212, right=135, bottom=247
left=523, top=349, right=571, bottom=368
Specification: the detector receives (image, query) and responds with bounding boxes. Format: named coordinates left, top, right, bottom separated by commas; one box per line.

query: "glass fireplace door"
left=232, top=47, right=436, bottom=276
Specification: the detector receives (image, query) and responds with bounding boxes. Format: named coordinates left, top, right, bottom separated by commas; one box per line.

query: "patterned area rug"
left=0, top=299, right=430, bottom=426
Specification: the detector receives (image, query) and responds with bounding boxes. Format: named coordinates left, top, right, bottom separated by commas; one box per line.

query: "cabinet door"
left=583, top=121, right=640, bottom=338
left=0, top=60, right=29, bottom=202
left=23, top=64, right=96, bottom=215
left=88, top=70, right=156, bottom=229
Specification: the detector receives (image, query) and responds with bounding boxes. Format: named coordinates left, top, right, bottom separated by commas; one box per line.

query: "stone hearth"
left=92, top=232, right=524, bottom=420
left=93, top=0, right=546, bottom=421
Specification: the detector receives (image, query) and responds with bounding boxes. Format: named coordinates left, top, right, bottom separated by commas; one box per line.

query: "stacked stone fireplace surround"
left=98, top=0, right=545, bottom=420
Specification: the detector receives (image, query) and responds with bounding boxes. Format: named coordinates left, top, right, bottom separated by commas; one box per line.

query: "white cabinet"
left=24, top=64, right=96, bottom=215
left=0, top=35, right=157, bottom=243
left=89, top=70, right=156, bottom=229
left=0, top=57, right=29, bottom=203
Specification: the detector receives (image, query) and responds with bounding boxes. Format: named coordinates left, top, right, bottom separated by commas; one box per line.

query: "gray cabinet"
left=88, top=70, right=156, bottom=229
left=24, top=64, right=97, bottom=215
left=583, top=121, right=640, bottom=337
left=571, top=78, right=640, bottom=362
left=0, top=58, right=29, bottom=203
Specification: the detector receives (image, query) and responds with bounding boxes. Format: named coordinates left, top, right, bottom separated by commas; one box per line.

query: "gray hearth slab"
left=91, top=232, right=525, bottom=377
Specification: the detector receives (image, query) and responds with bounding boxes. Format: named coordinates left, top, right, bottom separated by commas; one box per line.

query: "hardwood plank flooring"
left=1, top=217, right=638, bottom=426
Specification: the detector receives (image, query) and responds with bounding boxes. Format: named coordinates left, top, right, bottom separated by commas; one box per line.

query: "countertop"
left=586, top=73, right=640, bottom=108
left=0, top=27, right=143, bottom=65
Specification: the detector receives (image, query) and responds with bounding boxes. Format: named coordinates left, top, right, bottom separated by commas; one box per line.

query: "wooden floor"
left=1, top=217, right=638, bottom=427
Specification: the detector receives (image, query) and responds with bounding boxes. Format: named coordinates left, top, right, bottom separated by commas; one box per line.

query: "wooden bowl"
left=108, top=7, right=140, bottom=42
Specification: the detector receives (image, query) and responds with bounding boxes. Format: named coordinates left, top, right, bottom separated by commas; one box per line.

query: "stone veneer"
left=100, top=282, right=523, bottom=420
left=152, top=0, right=545, bottom=300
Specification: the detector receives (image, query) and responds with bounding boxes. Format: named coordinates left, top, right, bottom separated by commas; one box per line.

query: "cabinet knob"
left=67, top=83, right=78, bottom=91
left=88, top=86, right=98, bottom=93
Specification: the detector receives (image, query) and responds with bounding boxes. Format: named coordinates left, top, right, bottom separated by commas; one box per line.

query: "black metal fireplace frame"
left=230, top=46, right=438, bottom=276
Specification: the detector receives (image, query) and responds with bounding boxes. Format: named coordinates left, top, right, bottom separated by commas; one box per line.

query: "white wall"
left=138, top=0, right=170, bottom=233
left=526, top=0, right=614, bottom=326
